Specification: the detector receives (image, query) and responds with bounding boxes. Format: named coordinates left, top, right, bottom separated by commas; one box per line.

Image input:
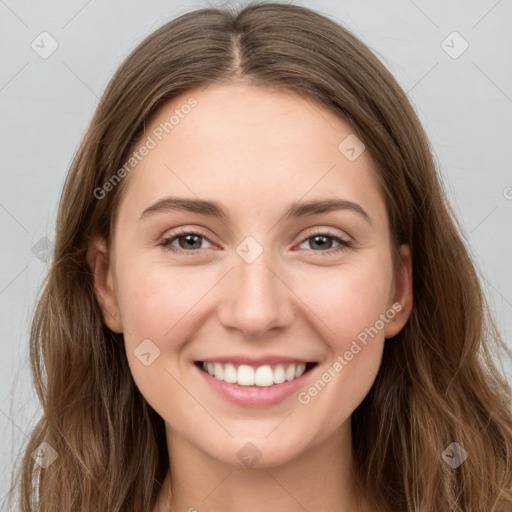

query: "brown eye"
left=297, top=230, right=352, bottom=255
left=176, top=233, right=203, bottom=250
left=160, top=230, right=213, bottom=254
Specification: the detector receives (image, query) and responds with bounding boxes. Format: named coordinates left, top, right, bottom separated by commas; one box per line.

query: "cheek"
left=292, top=256, right=393, bottom=392
left=292, top=256, right=394, bottom=351
left=291, top=265, right=391, bottom=432
left=114, top=259, right=211, bottom=390
left=117, top=258, right=207, bottom=341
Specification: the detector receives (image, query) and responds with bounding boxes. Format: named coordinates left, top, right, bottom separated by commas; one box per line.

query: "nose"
left=217, top=248, right=296, bottom=339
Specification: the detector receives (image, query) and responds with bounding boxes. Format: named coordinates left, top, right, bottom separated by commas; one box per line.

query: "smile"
left=195, top=361, right=318, bottom=387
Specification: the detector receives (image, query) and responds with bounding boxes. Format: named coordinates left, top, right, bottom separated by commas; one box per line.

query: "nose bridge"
left=218, top=237, right=295, bottom=337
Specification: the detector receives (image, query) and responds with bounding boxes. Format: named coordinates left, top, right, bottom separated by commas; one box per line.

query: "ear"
left=87, top=237, right=123, bottom=333
left=384, top=243, right=413, bottom=339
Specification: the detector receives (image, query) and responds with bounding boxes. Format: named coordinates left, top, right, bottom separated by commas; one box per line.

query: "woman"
left=10, top=2, right=512, bottom=511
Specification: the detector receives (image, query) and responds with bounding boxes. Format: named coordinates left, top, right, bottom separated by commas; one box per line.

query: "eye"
left=159, top=228, right=352, bottom=256
left=296, top=229, right=352, bottom=255
left=160, top=229, right=214, bottom=255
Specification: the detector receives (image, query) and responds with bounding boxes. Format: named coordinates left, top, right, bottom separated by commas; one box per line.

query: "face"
left=89, top=82, right=412, bottom=468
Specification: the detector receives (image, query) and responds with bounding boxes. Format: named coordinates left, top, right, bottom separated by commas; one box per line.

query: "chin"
left=200, top=431, right=310, bottom=469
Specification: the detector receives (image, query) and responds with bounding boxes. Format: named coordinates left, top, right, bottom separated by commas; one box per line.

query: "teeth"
left=295, top=363, right=306, bottom=378
left=201, top=361, right=310, bottom=387
left=237, top=365, right=254, bottom=386
left=214, top=362, right=224, bottom=380
left=285, top=364, right=296, bottom=381
left=273, top=364, right=285, bottom=384
left=223, top=363, right=237, bottom=383
left=254, top=365, right=274, bottom=387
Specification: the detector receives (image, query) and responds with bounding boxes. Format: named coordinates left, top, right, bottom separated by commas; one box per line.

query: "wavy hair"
left=7, top=2, right=512, bottom=511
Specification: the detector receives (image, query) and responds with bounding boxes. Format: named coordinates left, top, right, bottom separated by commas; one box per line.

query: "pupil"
left=181, top=234, right=200, bottom=249
left=312, top=235, right=330, bottom=250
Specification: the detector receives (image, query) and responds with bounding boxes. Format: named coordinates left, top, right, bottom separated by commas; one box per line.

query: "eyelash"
left=159, top=228, right=352, bottom=256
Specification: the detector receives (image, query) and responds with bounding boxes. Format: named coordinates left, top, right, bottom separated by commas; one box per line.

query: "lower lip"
left=194, top=363, right=316, bottom=408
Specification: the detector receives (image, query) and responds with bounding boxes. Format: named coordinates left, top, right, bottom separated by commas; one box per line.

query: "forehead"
left=117, top=82, right=388, bottom=227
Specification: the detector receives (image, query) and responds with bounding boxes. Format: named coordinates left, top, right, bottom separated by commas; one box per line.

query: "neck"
left=154, top=420, right=372, bottom=512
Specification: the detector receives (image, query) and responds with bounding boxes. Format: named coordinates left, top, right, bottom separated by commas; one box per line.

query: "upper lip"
left=196, top=355, right=316, bottom=366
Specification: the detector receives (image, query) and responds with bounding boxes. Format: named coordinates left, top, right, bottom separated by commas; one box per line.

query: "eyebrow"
left=140, top=197, right=372, bottom=225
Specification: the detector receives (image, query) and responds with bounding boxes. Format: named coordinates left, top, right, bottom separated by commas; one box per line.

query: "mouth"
left=194, top=360, right=318, bottom=387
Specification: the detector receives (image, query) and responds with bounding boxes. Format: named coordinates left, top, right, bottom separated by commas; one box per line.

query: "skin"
left=88, top=82, right=413, bottom=512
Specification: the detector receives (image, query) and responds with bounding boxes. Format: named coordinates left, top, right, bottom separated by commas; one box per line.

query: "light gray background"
left=1, top=0, right=511, bottom=504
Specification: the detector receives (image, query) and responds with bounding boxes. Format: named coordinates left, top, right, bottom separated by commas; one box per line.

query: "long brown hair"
left=7, top=2, right=512, bottom=510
